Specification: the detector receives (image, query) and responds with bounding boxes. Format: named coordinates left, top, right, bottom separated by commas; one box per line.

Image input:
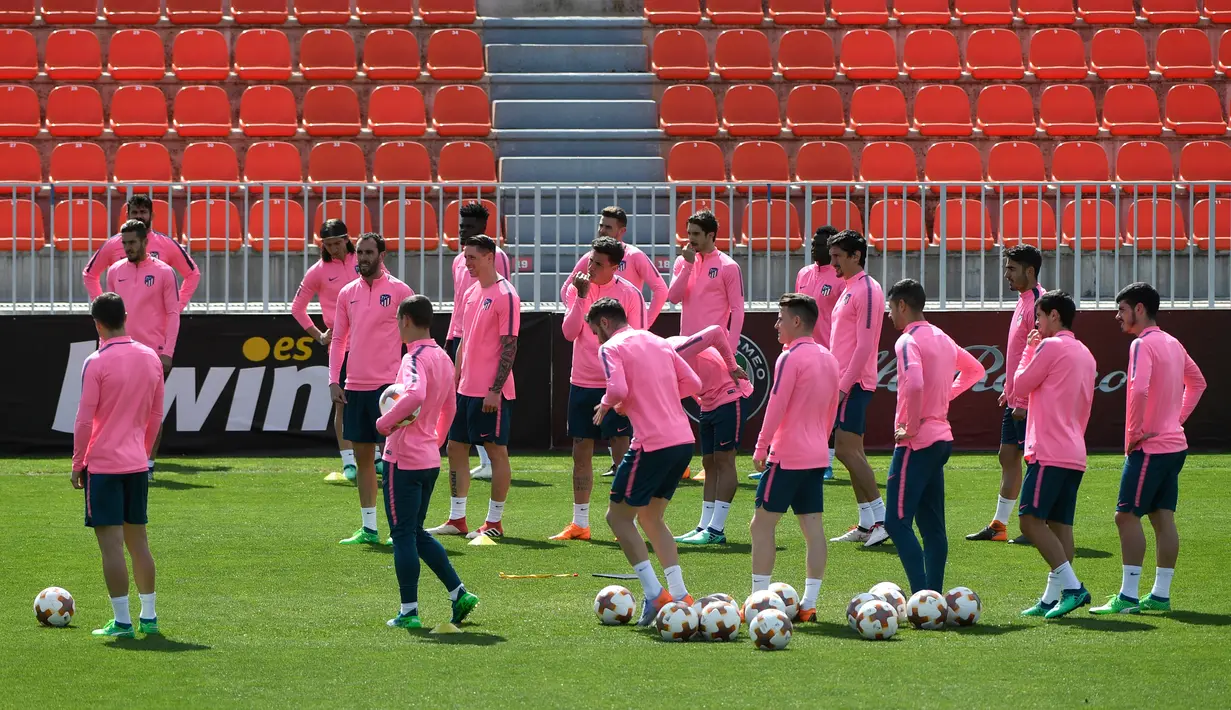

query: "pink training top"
left=458, top=276, right=521, bottom=400
left=893, top=321, right=986, bottom=451
left=599, top=327, right=701, bottom=452
left=1125, top=326, right=1207, bottom=455
left=328, top=272, right=414, bottom=390
left=560, top=244, right=669, bottom=326
left=83, top=231, right=200, bottom=310
left=830, top=271, right=885, bottom=395
left=378, top=339, right=457, bottom=471
left=1014, top=330, right=1097, bottom=471
left=794, top=263, right=847, bottom=348
left=754, top=337, right=840, bottom=469
left=667, top=325, right=752, bottom=412
left=72, top=336, right=164, bottom=474
left=291, top=253, right=360, bottom=332
left=449, top=249, right=511, bottom=340
left=667, top=249, right=745, bottom=352
left=562, top=275, right=646, bottom=388
left=107, top=256, right=181, bottom=357
left=1004, top=283, right=1045, bottom=409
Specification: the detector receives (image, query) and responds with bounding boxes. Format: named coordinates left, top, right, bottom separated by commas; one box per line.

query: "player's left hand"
left=482, top=391, right=500, bottom=413
left=159, top=355, right=172, bottom=376
left=1126, top=432, right=1157, bottom=454
left=71, top=468, right=84, bottom=489
left=730, top=366, right=749, bottom=382
left=753, top=457, right=766, bottom=472
left=593, top=403, right=610, bottom=426
left=894, top=426, right=912, bottom=444
left=1026, top=329, right=1043, bottom=348
left=1011, top=407, right=1026, bottom=421
left=320, top=328, right=332, bottom=346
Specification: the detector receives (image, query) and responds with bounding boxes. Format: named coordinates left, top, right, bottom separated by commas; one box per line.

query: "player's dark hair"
left=778, top=292, right=819, bottom=332
left=458, top=200, right=490, bottom=224
left=126, top=194, right=153, bottom=213
left=1037, top=289, right=1077, bottom=329
left=462, top=234, right=497, bottom=255
left=120, top=219, right=148, bottom=240
left=1115, top=282, right=1160, bottom=319
left=319, top=218, right=355, bottom=262
left=91, top=292, right=126, bottom=331
left=827, top=229, right=867, bottom=267
left=356, top=232, right=385, bottom=253
left=687, top=209, right=719, bottom=237
left=887, top=278, right=927, bottom=312
left=586, top=297, right=628, bottom=326
left=591, top=236, right=626, bottom=266
left=812, top=225, right=838, bottom=265
left=601, top=205, right=628, bottom=228
left=1004, top=244, right=1043, bottom=280
left=397, top=294, right=433, bottom=328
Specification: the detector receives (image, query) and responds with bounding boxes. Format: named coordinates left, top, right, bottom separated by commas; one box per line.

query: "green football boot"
left=1089, top=594, right=1140, bottom=615
left=1020, top=599, right=1057, bottom=617
left=679, top=529, right=727, bottom=546
left=92, top=620, right=135, bottom=638
left=342, top=463, right=358, bottom=482
left=451, top=591, right=479, bottom=625
left=387, top=613, right=421, bottom=629
left=138, top=618, right=161, bottom=635
left=1138, top=594, right=1171, bottom=612
left=339, top=528, right=381, bottom=545
left=673, top=528, right=703, bottom=542
left=1044, top=585, right=1092, bottom=619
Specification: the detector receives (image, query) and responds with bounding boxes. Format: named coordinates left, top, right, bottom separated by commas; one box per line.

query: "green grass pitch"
left=2, top=453, right=1229, bottom=707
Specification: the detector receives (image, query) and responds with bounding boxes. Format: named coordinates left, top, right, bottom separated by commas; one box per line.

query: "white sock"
left=1042, top=572, right=1062, bottom=604
left=449, top=584, right=465, bottom=601
left=361, top=507, right=377, bottom=533
left=634, top=560, right=663, bottom=598
left=400, top=602, right=418, bottom=615
left=869, top=498, right=886, bottom=525
left=486, top=499, right=504, bottom=524
left=477, top=446, right=491, bottom=467
left=857, top=502, right=874, bottom=529
left=111, top=596, right=131, bottom=625
left=709, top=501, right=731, bottom=533
left=1151, top=567, right=1174, bottom=599
left=696, top=501, right=715, bottom=532
left=572, top=503, right=589, bottom=528
left=1120, top=565, right=1143, bottom=600
left=147, top=458, right=155, bottom=469
left=994, top=495, right=1015, bottom=525
left=138, top=592, right=156, bottom=620
left=801, top=577, right=822, bottom=609
left=752, top=574, right=771, bottom=594
left=340, top=449, right=356, bottom=467
left=449, top=497, right=467, bottom=520
left=663, top=564, right=687, bottom=599
left=827, top=448, right=835, bottom=467
left=1053, top=561, right=1080, bottom=591
left=374, top=446, right=382, bottom=461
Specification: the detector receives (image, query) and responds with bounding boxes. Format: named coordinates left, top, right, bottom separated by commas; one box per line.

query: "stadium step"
left=488, top=73, right=653, bottom=101
left=483, top=17, right=645, bottom=46
left=486, top=44, right=648, bottom=74
left=477, top=0, right=643, bottom=16
left=500, top=156, right=666, bottom=183
left=497, top=131, right=664, bottom=157
left=493, top=100, right=657, bottom=130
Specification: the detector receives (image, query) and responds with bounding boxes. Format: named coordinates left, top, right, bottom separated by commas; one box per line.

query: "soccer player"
left=291, top=219, right=361, bottom=480
left=430, top=235, right=520, bottom=540
left=559, top=206, right=668, bottom=326
left=668, top=325, right=750, bottom=546
left=446, top=201, right=511, bottom=482
left=72, top=293, right=165, bottom=638
left=667, top=209, right=745, bottom=351
left=794, top=225, right=848, bottom=479
left=328, top=233, right=414, bottom=546
left=375, top=295, right=479, bottom=629
left=1014, top=291, right=1097, bottom=619
left=968, top=245, right=1045, bottom=545
left=882, top=279, right=986, bottom=594
left=552, top=236, right=647, bottom=541
left=825, top=230, right=890, bottom=547
left=749, top=294, right=839, bottom=623
left=588, top=297, right=702, bottom=625
left=1090, top=283, right=1206, bottom=615
left=83, top=194, right=199, bottom=308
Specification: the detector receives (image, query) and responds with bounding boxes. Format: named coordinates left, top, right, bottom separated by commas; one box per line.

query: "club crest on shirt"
left=841, top=293, right=852, bottom=305
left=149, top=251, right=160, bottom=259
left=618, top=261, right=627, bottom=271
left=821, top=284, right=832, bottom=296
left=481, top=297, right=493, bottom=310
left=708, top=267, right=719, bottom=279
left=144, top=275, right=155, bottom=287
left=379, top=294, right=391, bottom=307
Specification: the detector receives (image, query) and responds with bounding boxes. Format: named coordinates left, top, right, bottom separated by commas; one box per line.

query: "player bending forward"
left=72, top=293, right=166, bottom=638
left=589, top=297, right=703, bottom=625
left=376, top=296, right=479, bottom=629
left=750, top=294, right=839, bottom=623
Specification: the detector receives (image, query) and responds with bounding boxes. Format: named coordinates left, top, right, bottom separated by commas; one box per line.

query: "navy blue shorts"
left=567, top=385, right=632, bottom=441
left=445, top=338, right=460, bottom=362
left=755, top=464, right=824, bottom=515
left=84, top=471, right=148, bottom=527
left=700, top=398, right=747, bottom=454
left=1000, top=406, right=1027, bottom=448
left=1117, top=449, right=1186, bottom=517
left=886, top=440, right=951, bottom=524
left=1019, top=462, right=1084, bottom=525
left=338, top=352, right=348, bottom=390
left=837, top=384, right=874, bottom=435
left=343, top=386, right=390, bottom=444
left=448, top=393, right=512, bottom=446
left=610, top=443, right=693, bottom=508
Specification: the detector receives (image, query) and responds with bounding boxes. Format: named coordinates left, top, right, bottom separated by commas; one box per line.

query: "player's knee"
left=1114, top=511, right=1138, bottom=527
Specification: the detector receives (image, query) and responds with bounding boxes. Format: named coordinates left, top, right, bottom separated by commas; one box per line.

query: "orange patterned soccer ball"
left=855, top=599, right=899, bottom=640
left=699, top=601, right=742, bottom=642
left=691, top=592, right=735, bottom=615
left=906, top=590, right=948, bottom=630
left=768, top=582, right=800, bottom=621
left=378, top=384, right=419, bottom=426
left=847, top=592, right=883, bottom=630
left=33, top=587, right=75, bottom=627
left=655, top=601, right=699, bottom=642
left=593, top=585, right=636, bottom=625
left=749, top=609, right=792, bottom=650
left=742, top=589, right=786, bottom=622
left=944, top=586, right=982, bottom=627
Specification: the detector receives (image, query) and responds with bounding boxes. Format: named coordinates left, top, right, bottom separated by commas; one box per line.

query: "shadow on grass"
left=149, top=479, right=215, bottom=491
left=584, top=539, right=623, bottom=550
left=946, top=622, right=1030, bottom=637
left=674, top=542, right=756, bottom=555
left=1168, top=610, right=1231, bottom=626
left=407, top=629, right=506, bottom=646
left=793, top=621, right=853, bottom=639
left=507, top=479, right=550, bottom=489
left=109, top=636, right=211, bottom=652
left=856, top=544, right=899, bottom=554
left=154, top=462, right=230, bottom=475
left=493, top=537, right=562, bottom=551
left=1053, top=617, right=1154, bottom=632
left=1074, top=547, right=1113, bottom=559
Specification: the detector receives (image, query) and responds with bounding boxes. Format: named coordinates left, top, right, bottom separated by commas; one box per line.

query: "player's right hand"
left=329, top=383, right=347, bottom=405
left=731, top=366, right=749, bottom=382
left=71, top=468, right=84, bottom=489
left=572, top=272, right=591, bottom=299
left=997, top=391, right=1008, bottom=407
left=320, top=329, right=332, bottom=346
left=681, top=243, right=696, bottom=263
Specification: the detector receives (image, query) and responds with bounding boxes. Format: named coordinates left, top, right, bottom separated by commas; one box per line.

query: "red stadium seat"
left=356, top=0, right=412, bottom=23
left=0, top=0, right=36, bottom=23
left=108, top=29, right=165, bottom=80
left=652, top=29, right=709, bottom=80
left=722, top=84, right=781, bottom=138
left=0, top=29, right=37, bottom=81
left=46, top=85, right=104, bottom=138
left=1154, top=29, right=1216, bottom=79
left=976, top=85, right=1037, bottom=137
left=860, top=141, right=919, bottom=195
left=1090, top=28, right=1149, bottom=80
left=295, top=0, right=350, bottom=23
left=1102, top=84, right=1162, bottom=137
left=659, top=84, right=718, bottom=137
left=893, top=0, right=951, bottom=24
left=239, top=85, right=298, bottom=138
left=730, top=140, right=790, bottom=195
left=714, top=30, right=773, bottom=80
left=1222, top=31, right=1231, bottom=73
left=932, top=199, right=996, bottom=251
left=954, top=0, right=1013, bottom=23
left=1029, top=29, right=1089, bottom=80
left=114, top=141, right=172, bottom=194
left=1062, top=198, right=1120, bottom=249
left=1001, top=199, right=1058, bottom=249
left=248, top=199, right=307, bottom=252
left=443, top=199, right=499, bottom=249
left=1141, top=0, right=1199, bottom=23
left=420, top=0, right=477, bottom=23
left=987, top=141, right=1046, bottom=195
left=667, top=140, right=727, bottom=194
left=902, top=30, right=961, bottom=80
left=742, top=200, right=804, bottom=252
left=45, top=29, right=102, bottom=82
left=1165, top=84, right=1227, bottom=136
left=231, top=0, right=288, bottom=23
left=707, top=0, right=764, bottom=24
left=235, top=29, right=291, bottom=81
left=372, top=141, right=434, bottom=186
left=426, top=29, right=484, bottom=80
left=303, top=85, right=360, bottom=138
left=1116, top=141, right=1174, bottom=194
left=243, top=141, right=303, bottom=196
left=831, top=0, right=889, bottom=25
left=923, top=141, right=983, bottom=195
left=0, top=141, right=40, bottom=195
left=49, top=141, right=106, bottom=196
left=52, top=199, right=109, bottom=252
left=1016, top=0, right=1077, bottom=24
left=965, top=29, right=1025, bottom=80
left=363, top=29, right=421, bottom=80
left=432, top=85, right=491, bottom=138
left=1193, top=198, right=1231, bottom=250
left=172, top=29, right=229, bottom=81
left=437, top=141, right=496, bottom=194
left=644, top=0, right=702, bottom=24
left=366, top=85, right=427, bottom=137
left=1126, top=199, right=1188, bottom=250
left=867, top=199, right=925, bottom=251
left=315, top=200, right=375, bottom=238
left=308, top=141, right=367, bottom=196
left=769, top=0, right=828, bottom=24
left=42, top=0, right=98, bottom=23
left=184, top=199, right=244, bottom=252
left=1052, top=141, right=1110, bottom=194
left=913, top=85, right=973, bottom=137
left=839, top=29, right=898, bottom=80
left=1077, top=0, right=1136, bottom=22
left=1179, top=141, right=1231, bottom=192
left=786, top=84, right=845, bottom=137
left=167, top=0, right=223, bottom=23
left=381, top=200, right=440, bottom=251
left=811, top=199, right=863, bottom=233
left=796, top=141, right=855, bottom=184
left=849, top=85, right=908, bottom=137
left=0, top=198, right=44, bottom=251
left=1038, top=84, right=1098, bottom=137
left=674, top=199, right=737, bottom=249
left=105, top=0, right=160, bottom=23
left=180, top=141, right=240, bottom=195
left=173, top=85, right=231, bottom=138
left=299, top=29, right=357, bottom=81
left=777, top=30, right=836, bottom=81
left=109, top=85, right=168, bottom=138
left=0, top=86, right=40, bottom=138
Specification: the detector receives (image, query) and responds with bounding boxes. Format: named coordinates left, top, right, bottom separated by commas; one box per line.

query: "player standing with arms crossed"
left=749, top=294, right=839, bottom=622
left=968, top=245, right=1045, bottom=545
left=552, top=236, right=646, bottom=541
left=793, top=225, right=847, bottom=480
left=1014, top=291, right=1097, bottom=619
left=328, top=234, right=413, bottom=546
left=430, top=235, right=520, bottom=540
left=588, top=297, right=702, bottom=625
left=560, top=206, right=668, bottom=327
left=882, top=280, right=986, bottom=593
left=83, top=195, right=199, bottom=308
left=72, top=293, right=165, bottom=638
left=376, top=295, right=479, bottom=630
left=1090, top=283, right=1206, bottom=614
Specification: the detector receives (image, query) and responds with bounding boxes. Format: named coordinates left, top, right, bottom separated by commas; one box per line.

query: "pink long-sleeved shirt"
left=599, top=327, right=701, bottom=453
left=449, top=250, right=511, bottom=340
left=1015, top=330, right=1097, bottom=471
left=893, top=321, right=986, bottom=450
left=291, top=253, right=359, bottom=332
left=328, top=272, right=413, bottom=390
left=1125, top=326, right=1206, bottom=455
left=668, top=250, right=744, bottom=351
left=1003, top=283, right=1045, bottom=409
left=830, top=271, right=885, bottom=395
left=107, top=256, right=181, bottom=357
left=457, top=276, right=521, bottom=400
left=72, top=336, right=164, bottom=474
left=795, top=263, right=846, bottom=348
left=560, top=244, right=668, bottom=326
left=378, top=339, right=457, bottom=470
left=83, top=231, right=199, bottom=310
left=562, top=275, right=646, bottom=388
left=667, top=325, right=752, bottom=412
left=754, top=337, right=840, bottom=469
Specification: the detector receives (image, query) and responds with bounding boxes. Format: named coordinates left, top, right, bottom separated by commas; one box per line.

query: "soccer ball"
left=655, top=601, right=699, bottom=642
left=854, top=600, right=899, bottom=640
left=878, top=587, right=908, bottom=623
left=742, top=589, right=786, bottom=622
left=691, top=592, right=735, bottom=615
left=768, top=582, right=800, bottom=621
left=944, top=586, right=982, bottom=627
left=699, top=601, right=742, bottom=642
left=748, top=609, right=792, bottom=651
left=33, top=587, right=74, bottom=627
left=870, top=581, right=903, bottom=600
left=846, top=592, right=883, bottom=630
left=593, top=585, right=635, bottom=625
left=906, top=590, right=948, bottom=630
left=378, top=384, right=419, bottom=426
